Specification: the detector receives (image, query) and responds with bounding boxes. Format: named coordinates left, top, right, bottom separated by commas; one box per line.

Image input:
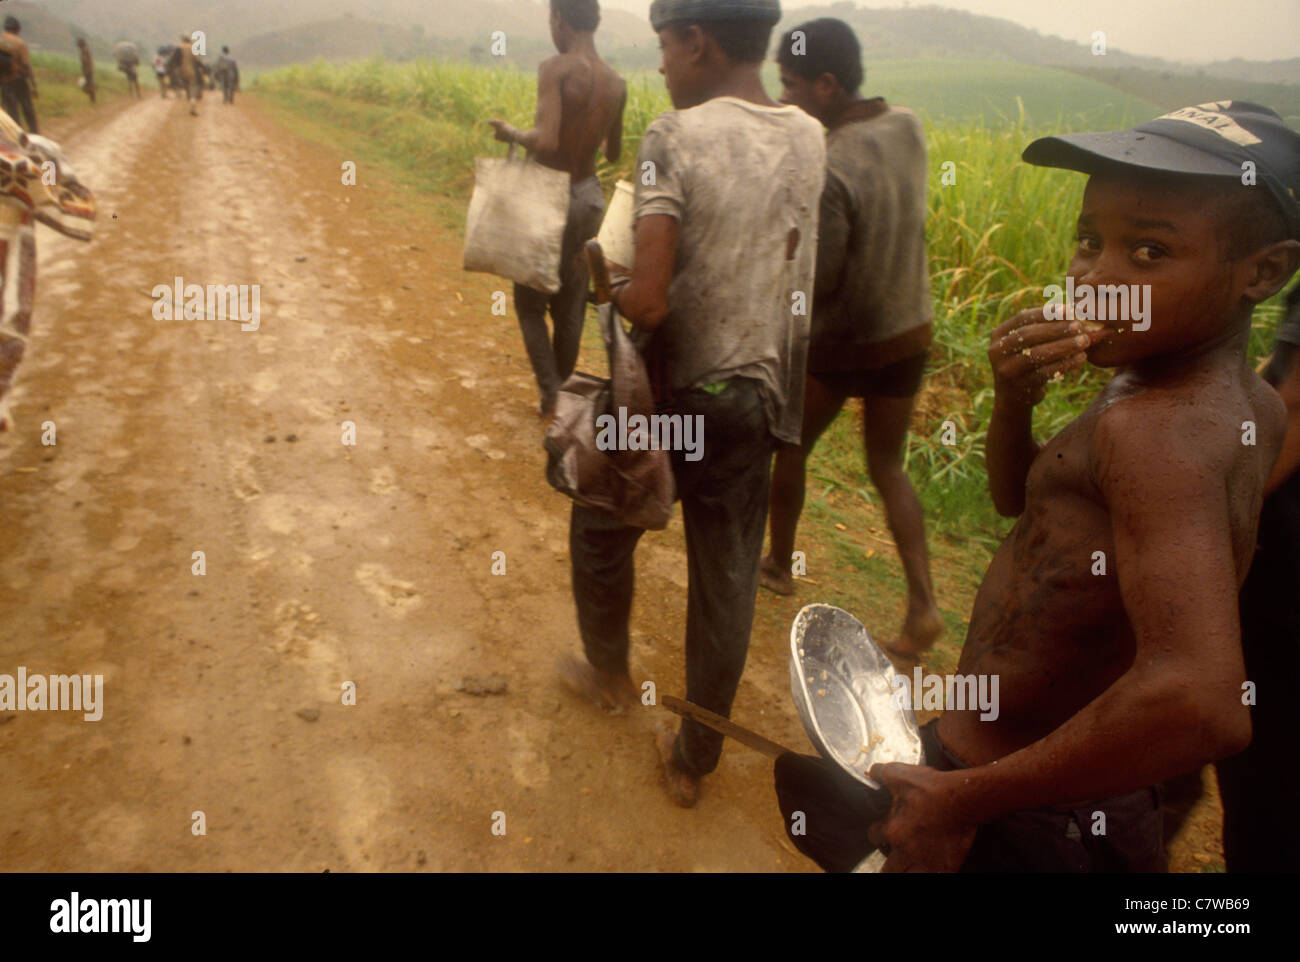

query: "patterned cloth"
left=0, top=108, right=95, bottom=429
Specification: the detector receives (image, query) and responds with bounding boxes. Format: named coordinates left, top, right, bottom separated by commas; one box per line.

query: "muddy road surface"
left=0, top=94, right=824, bottom=872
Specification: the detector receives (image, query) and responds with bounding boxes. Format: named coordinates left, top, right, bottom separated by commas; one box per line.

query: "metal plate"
left=789, top=604, right=924, bottom=789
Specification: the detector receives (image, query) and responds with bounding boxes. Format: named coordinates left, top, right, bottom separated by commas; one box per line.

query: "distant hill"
left=1, top=0, right=101, bottom=56
left=777, top=3, right=1298, bottom=84
left=28, top=0, right=1300, bottom=86
left=1202, top=57, right=1300, bottom=86
left=30, top=1, right=652, bottom=54
left=1069, top=66, right=1300, bottom=129
left=0, top=0, right=134, bottom=61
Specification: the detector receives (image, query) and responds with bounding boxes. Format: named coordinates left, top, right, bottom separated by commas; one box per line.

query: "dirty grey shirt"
left=809, top=103, right=933, bottom=372
left=634, top=97, right=826, bottom=444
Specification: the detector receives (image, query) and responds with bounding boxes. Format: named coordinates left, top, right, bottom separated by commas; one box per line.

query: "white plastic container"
left=596, top=180, right=636, bottom=271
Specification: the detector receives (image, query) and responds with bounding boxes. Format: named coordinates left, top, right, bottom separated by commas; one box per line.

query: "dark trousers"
left=222, top=79, right=236, bottom=104
left=1216, top=468, right=1300, bottom=872
left=2, top=78, right=37, bottom=133
left=570, top=378, right=775, bottom=777
left=775, top=720, right=1166, bottom=872
left=514, top=176, right=604, bottom=412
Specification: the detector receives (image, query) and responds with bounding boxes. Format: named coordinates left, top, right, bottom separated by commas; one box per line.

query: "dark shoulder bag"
left=543, top=241, right=675, bottom=529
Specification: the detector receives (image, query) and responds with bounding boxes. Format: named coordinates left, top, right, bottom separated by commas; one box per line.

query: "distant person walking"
left=214, top=46, right=239, bottom=105
left=169, top=33, right=201, bottom=116
left=75, top=37, right=96, bottom=104
left=115, top=41, right=142, bottom=99
left=153, top=50, right=170, bottom=98
left=0, top=16, right=39, bottom=133
left=761, top=18, right=943, bottom=657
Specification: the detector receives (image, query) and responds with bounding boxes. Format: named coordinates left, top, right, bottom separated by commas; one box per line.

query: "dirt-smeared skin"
left=948, top=362, right=1283, bottom=763
left=0, top=95, right=813, bottom=872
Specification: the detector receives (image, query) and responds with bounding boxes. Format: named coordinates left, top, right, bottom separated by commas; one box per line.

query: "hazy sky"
left=598, top=0, right=1300, bottom=63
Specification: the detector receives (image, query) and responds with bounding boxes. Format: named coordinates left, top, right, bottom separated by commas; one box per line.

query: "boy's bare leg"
left=862, top=391, right=943, bottom=656
left=761, top=374, right=846, bottom=594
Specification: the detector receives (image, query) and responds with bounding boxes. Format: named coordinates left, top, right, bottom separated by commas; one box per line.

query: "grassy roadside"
left=29, top=51, right=131, bottom=122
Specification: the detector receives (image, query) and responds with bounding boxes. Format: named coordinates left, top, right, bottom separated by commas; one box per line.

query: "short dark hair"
left=552, top=0, right=600, bottom=32
left=4, top=17, right=20, bottom=33
left=669, top=18, right=774, bottom=64
left=1209, top=181, right=1289, bottom=260
left=776, top=18, right=863, bottom=94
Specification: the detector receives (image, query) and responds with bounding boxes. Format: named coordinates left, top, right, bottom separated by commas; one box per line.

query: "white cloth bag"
left=463, top=144, right=571, bottom=295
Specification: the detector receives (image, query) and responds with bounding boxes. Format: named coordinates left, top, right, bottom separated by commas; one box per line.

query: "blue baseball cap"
left=1024, top=101, right=1300, bottom=239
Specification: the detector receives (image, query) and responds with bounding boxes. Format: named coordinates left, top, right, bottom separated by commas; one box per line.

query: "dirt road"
left=0, top=93, right=817, bottom=872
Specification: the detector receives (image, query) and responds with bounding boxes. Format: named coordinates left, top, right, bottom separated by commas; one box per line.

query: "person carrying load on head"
left=114, top=41, right=141, bottom=99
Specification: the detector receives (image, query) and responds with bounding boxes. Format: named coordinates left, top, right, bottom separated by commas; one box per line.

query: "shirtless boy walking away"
left=558, top=0, right=825, bottom=807
left=776, top=101, right=1300, bottom=871
left=488, top=0, right=626, bottom=420
left=761, top=17, right=943, bottom=657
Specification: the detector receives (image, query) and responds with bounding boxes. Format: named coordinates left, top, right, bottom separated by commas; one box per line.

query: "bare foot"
left=883, top=606, right=945, bottom=658
left=758, top=554, right=795, bottom=596
left=654, top=730, right=699, bottom=808
left=556, top=653, right=637, bottom=713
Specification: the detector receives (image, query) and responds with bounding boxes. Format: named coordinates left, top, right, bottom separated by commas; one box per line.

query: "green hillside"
left=1067, top=66, right=1300, bottom=128
left=866, top=60, right=1163, bottom=127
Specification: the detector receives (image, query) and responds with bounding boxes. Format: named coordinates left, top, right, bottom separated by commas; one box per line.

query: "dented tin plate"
left=789, top=603, right=924, bottom=789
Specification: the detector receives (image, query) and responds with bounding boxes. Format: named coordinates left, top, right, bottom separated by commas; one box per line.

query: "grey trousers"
left=570, top=378, right=776, bottom=777
left=514, top=175, right=604, bottom=413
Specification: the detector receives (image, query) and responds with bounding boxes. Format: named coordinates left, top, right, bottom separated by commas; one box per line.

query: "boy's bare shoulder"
left=1087, top=366, right=1285, bottom=488
left=538, top=53, right=570, bottom=77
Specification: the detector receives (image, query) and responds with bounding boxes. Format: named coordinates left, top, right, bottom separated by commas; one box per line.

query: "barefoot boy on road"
left=761, top=18, right=942, bottom=657
left=559, top=0, right=825, bottom=806
left=777, top=101, right=1300, bottom=871
left=488, top=0, right=626, bottom=420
